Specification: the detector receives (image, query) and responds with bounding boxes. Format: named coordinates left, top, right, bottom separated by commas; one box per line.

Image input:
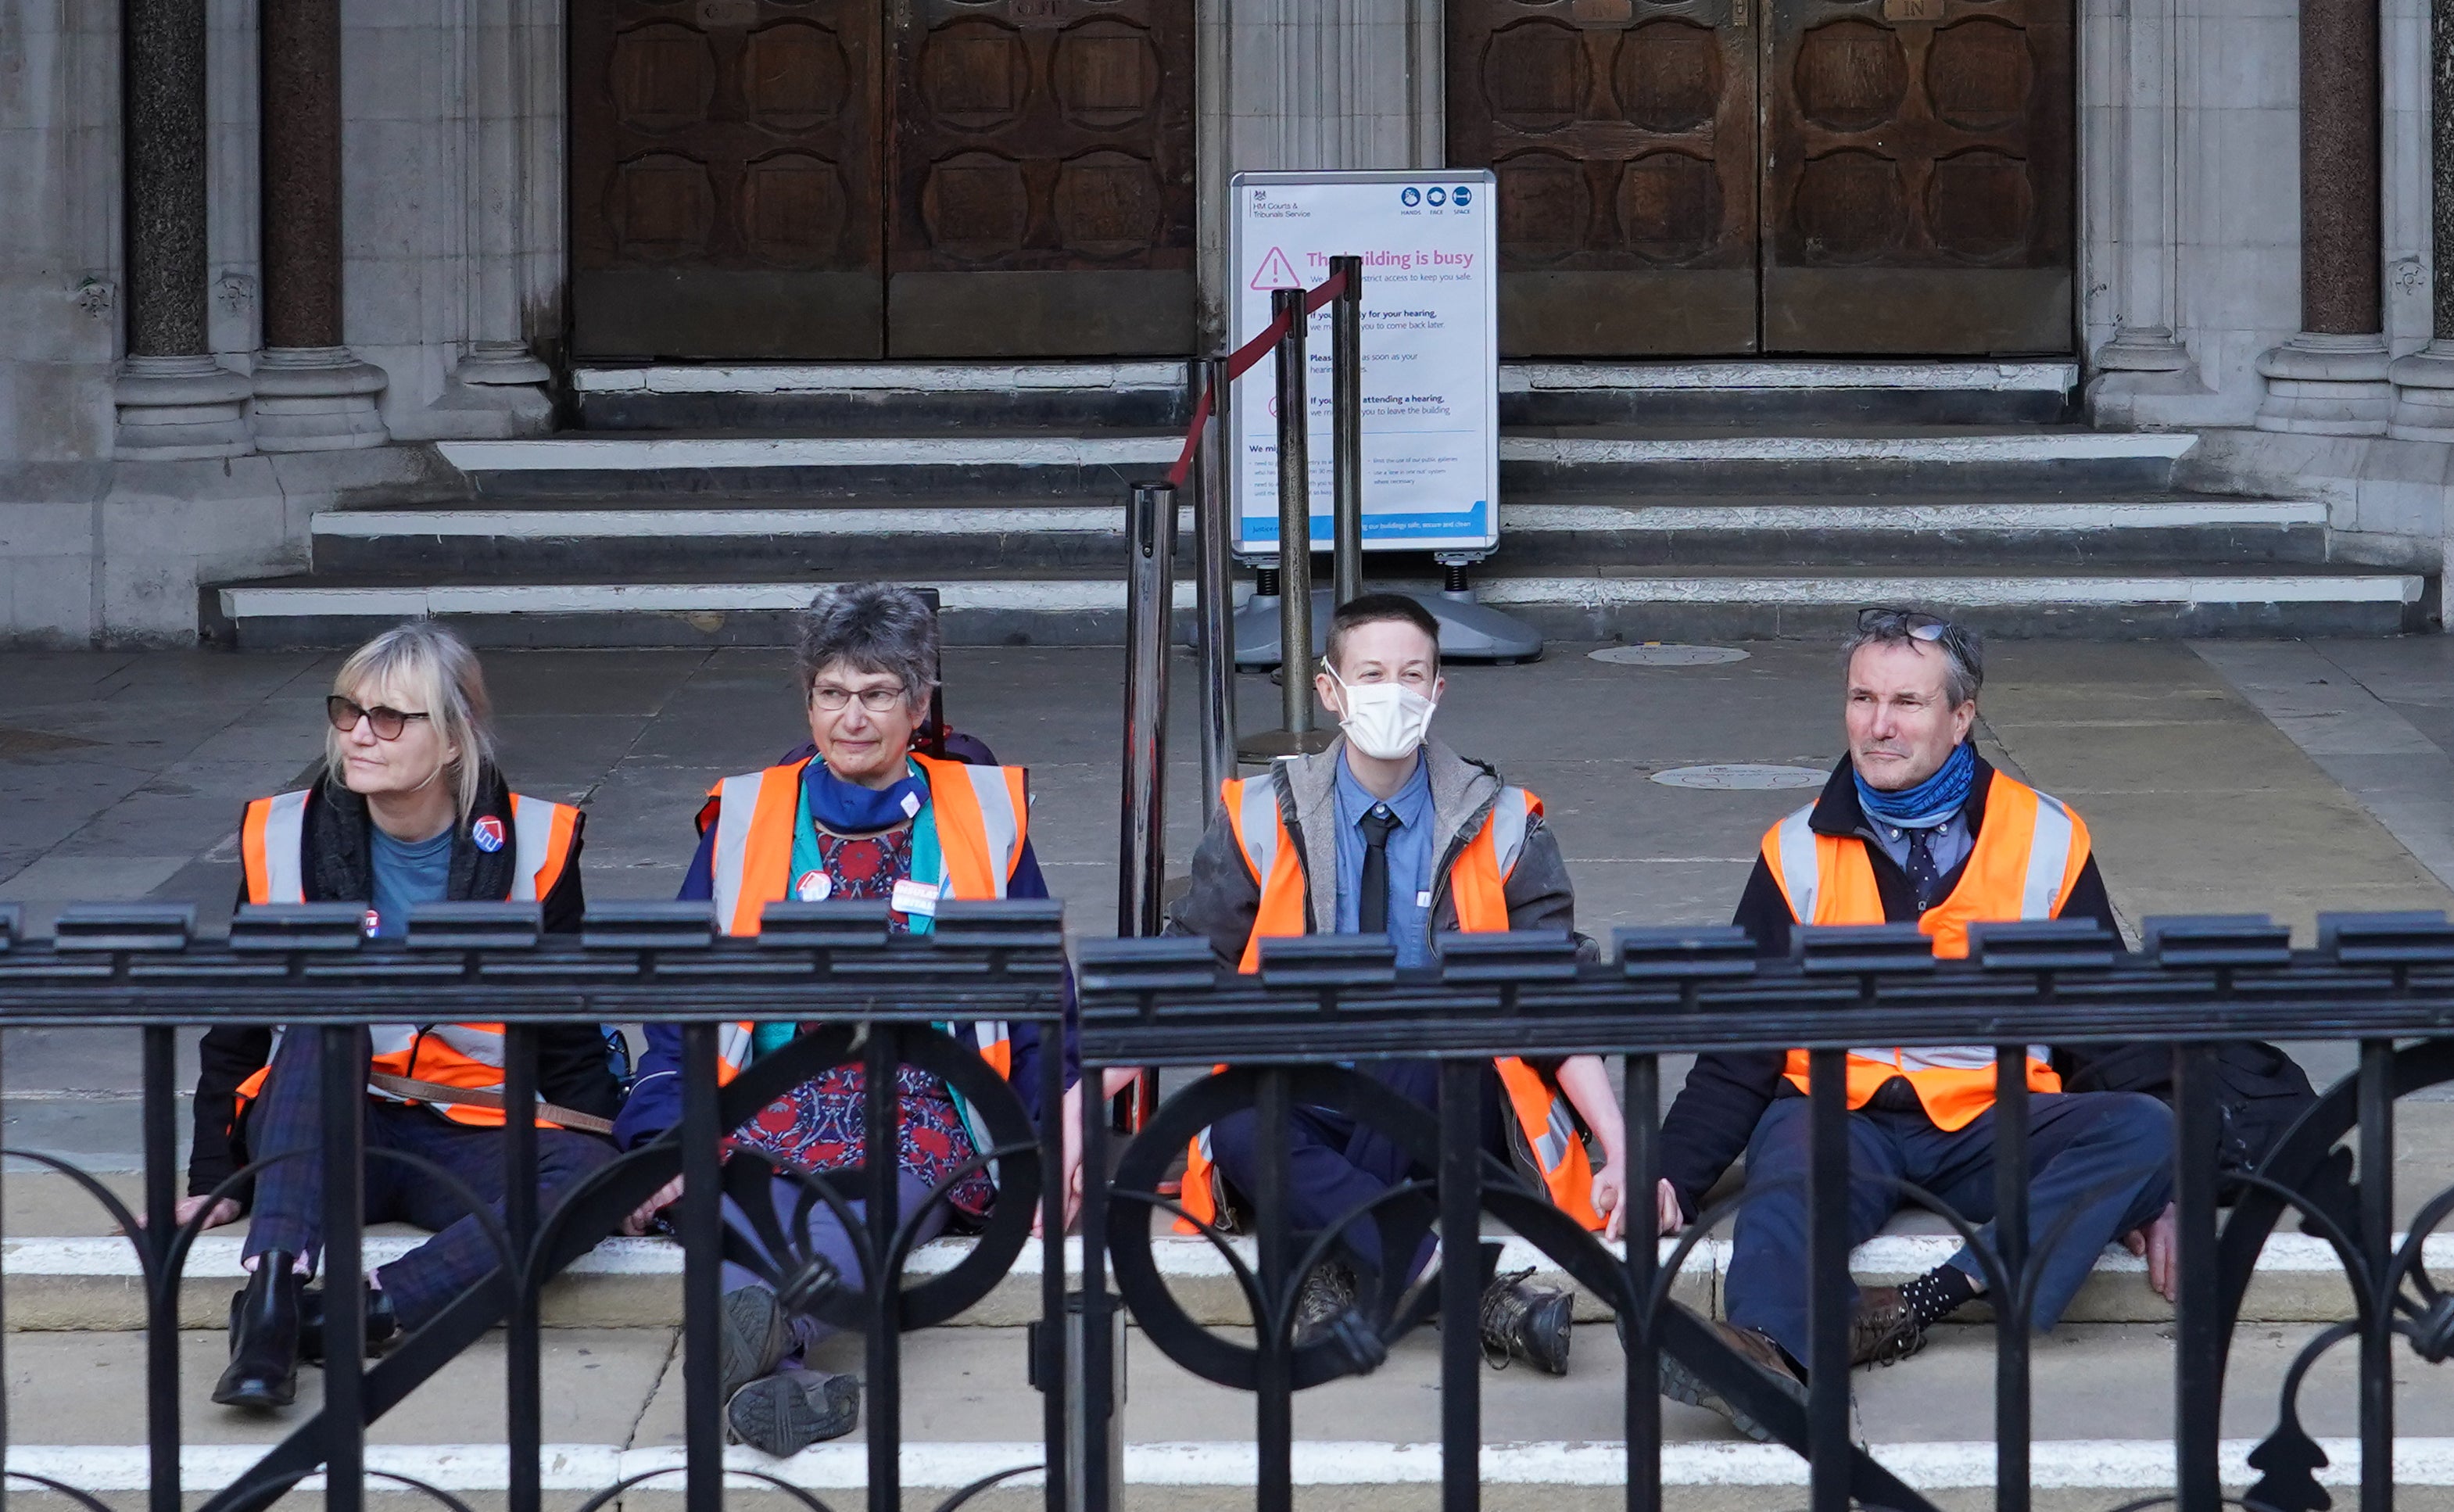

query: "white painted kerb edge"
left=10, top=1439, right=2454, bottom=1490
left=217, top=581, right=1202, bottom=618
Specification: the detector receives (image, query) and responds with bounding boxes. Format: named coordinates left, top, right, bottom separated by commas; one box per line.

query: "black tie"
left=1358, top=806, right=1398, bottom=936
left=1904, top=828, right=1940, bottom=911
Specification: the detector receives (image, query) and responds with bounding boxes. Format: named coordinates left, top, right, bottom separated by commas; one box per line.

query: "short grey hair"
left=1843, top=610, right=1984, bottom=708
left=794, top=583, right=939, bottom=709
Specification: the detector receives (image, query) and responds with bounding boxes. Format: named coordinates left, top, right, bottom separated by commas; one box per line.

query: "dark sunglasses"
left=326, top=696, right=432, bottom=741
left=1858, top=605, right=1953, bottom=643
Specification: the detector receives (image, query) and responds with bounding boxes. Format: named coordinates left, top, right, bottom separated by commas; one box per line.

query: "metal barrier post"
left=1118, top=480, right=1176, bottom=938
left=1191, top=357, right=1235, bottom=819
left=1239, top=287, right=1333, bottom=761
left=1330, top=255, right=1364, bottom=608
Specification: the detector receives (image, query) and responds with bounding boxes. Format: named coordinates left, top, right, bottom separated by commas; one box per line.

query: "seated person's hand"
left=1589, top=1159, right=1628, bottom=1243
left=2123, top=1201, right=2178, bottom=1302
left=127, top=1194, right=242, bottom=1234
left=621, top=1176, right=685, bottom=1237
left=1656, top=1177, right=1686, bottom=1238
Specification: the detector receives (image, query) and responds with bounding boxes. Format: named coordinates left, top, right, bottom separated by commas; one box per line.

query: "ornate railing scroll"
left=1076, top=912, right=2454, bottom=1512
left=0, top=896, right=1070, bottom=1512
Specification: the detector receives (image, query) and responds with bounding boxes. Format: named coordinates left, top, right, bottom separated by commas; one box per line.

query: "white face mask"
left=1329, top=668, right=1438, bottom=760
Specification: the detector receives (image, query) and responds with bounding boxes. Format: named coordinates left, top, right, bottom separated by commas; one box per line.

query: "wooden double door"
left=1449, top=0, right=2073, bottom=356
left=571, top=0, right=1195, bottom=360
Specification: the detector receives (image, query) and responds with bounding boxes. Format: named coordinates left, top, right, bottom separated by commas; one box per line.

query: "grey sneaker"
left=726, top=1369, right=861, bottom=1457
left=1658, top=1320, right=1806, bottom=1443
left=717, top=1286, right=794, bottom=1403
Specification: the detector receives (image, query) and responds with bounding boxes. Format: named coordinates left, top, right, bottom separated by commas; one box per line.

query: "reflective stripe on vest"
left=234, top=789, right=585, bottom=1127
left=1181, top=779, right=1600, bottom=1232
left=701, top=758, right=1027, bottom=1098
left=1764, top=771, right=2087, bottom=1130
left=705, top=757, right=1030, bottom=938
left=244, top=791, right=310, bottom=906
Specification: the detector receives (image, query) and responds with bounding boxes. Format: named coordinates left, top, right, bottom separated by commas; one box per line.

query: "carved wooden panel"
left=887, top=0, right=1195, bottom=356
left=571, top=0, right=884, bottom=358
left=1449, top=0, right=1758, bottom=355
left=1761, top=0, right=2073, bottom=352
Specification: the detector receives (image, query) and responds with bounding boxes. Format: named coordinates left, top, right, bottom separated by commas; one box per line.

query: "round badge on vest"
left=795, top=870, right=832, bottom=902
left=471, top=815, right=507, bottom=853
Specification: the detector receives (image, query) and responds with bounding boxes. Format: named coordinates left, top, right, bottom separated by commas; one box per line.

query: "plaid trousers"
left=239, top=1027, right=615, bottom=1329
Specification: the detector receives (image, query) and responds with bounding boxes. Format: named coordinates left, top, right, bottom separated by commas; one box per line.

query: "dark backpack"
left=2057, top=1040, right=2322, bottom=1194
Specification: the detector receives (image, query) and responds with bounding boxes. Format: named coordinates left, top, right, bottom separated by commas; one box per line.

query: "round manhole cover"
left=1650, top=763, right=1829, bottom=790
left=1589, top=643, right=1750, bottom=667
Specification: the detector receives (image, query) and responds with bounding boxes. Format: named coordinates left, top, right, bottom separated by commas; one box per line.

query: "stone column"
left=450, top=0, right=554, bottom=407
left=253, top=0, right=388, bottom=451
left=2092, top=0, right=2192, bottom=376
left=114, top=0, right=253, bottom=459
left=2256, top=0, right=2392, bottom=434
left=2388, top=0, right=2454, bottom=437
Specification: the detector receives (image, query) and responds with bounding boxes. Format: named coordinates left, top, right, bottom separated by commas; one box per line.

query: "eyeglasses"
left=810, top=684, right=910, bottom=713
left=326, top=696, right=431, bottom=741
left=1858, top=606, right=1953, bottom=643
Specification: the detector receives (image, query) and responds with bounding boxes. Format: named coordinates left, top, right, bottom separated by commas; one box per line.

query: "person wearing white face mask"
left=1166, top=594, right=1629, bottom=1379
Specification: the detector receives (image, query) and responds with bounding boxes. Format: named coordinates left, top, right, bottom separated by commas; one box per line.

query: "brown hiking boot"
left=1657, top=1320, right=1805, bottom=1442
left=1850, top=1284, right=1932, bottom=1367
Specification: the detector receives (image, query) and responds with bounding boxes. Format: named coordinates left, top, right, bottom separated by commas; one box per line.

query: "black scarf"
left=299, top=764, right=519, bottom=905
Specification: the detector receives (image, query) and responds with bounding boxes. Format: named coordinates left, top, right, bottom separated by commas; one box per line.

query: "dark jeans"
left=242, top=1030, right=615, bottom=1330
left=1209, top=1059, right=1504, bottom=1282
left=719, top=1167, right=949, bottom=1361
left=1725, top=1090, right=2175, bottom=1367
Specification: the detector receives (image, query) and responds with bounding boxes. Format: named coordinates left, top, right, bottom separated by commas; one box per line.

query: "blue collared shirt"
left=1331, top=749, right=1435, bottom=966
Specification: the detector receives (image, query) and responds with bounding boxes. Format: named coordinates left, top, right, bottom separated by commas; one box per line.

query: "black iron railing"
left=0, top=899, right=2447, bottom=1512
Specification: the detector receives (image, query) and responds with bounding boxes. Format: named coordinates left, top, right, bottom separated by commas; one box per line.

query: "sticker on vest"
left=890, top=878, right=940, bottom=918
left=471, top=815, right=507, bottom=853
left=363, top=909, right=381, bottom=937
left=1415, top=890, right=1432, bottom=908
left=795, top=870, right=832, bottom=902
left=900, top=791, right=922, bottom=819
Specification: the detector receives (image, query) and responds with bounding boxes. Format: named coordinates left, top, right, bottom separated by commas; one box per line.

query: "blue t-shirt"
left=367, top=823, right=454, bottom=938
left=1331, top=750, right=1435, bottom=967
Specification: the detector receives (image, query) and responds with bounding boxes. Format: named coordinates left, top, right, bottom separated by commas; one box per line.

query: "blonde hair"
left=324, top=622, right=496, bottom=821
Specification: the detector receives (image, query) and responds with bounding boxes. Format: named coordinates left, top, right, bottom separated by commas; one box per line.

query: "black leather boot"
left=297, top=1281, right=400, bottom=1365
left=213, top=1252, right=303, bottom=1410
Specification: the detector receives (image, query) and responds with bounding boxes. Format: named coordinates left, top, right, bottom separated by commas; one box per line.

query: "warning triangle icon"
left=1250, top=246, right=1302, bottom=290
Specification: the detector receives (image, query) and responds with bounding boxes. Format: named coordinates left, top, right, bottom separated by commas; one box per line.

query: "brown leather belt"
left=364, top=1071, right=615, bottom=1137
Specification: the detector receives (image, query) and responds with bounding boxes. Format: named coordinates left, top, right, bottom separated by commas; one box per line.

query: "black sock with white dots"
left=1897, top=1263, right=1979, bottom=1327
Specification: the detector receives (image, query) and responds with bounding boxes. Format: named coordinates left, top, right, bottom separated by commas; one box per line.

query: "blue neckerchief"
left=1854, top=740, right=1976, bottom=829
left=804, top=758, right=930, bottom=836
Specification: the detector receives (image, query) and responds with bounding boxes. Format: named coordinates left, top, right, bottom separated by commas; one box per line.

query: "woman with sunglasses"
left=192, top=621, right=622, bottom=1412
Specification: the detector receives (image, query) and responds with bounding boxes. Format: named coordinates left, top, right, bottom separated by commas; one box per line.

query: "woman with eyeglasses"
left=192, top=622, right=622, bottom=1412
left=609, top=582, right=1091, bottom=1460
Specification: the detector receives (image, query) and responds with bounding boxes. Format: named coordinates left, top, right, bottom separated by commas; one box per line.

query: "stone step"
left=303, top=497, right=2334, bottom=579
left=439, top=428, right=2195, bottom=502
left=2, top=1322, right=2445, bottom=1510
left=565, top=359, right=2077, bottom=434
left=204, top=567, right=2425, bottom=649
left=1, top=1227, right=2425, bottom=1331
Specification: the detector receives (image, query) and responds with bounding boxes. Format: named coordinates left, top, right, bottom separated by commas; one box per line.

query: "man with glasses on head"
left=1650, top=607, right=2179, bottom=1439
left=1168, top=593, right=1632, bottom=1378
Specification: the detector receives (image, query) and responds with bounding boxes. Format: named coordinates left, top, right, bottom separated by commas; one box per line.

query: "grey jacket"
left=1166, top=736, right=1582, bottom=966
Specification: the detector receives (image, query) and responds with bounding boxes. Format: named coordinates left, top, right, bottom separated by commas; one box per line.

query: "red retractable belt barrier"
left=1164, top=269, right=1349, bottom=490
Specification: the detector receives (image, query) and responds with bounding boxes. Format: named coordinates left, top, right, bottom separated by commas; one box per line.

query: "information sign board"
left=1228, top=170, right=1500, bottom=557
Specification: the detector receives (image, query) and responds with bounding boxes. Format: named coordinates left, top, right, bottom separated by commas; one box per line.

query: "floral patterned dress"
left=725, top=826, right=995, bottom=1218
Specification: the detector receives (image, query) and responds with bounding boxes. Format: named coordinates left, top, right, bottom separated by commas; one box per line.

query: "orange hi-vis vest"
left=1761, top=769, right=2091, bottom=1130
left=237, top=789, right=582, bottom=1127
left=700, top=754, right=1030, bottom=1085
left=1178, top=772, right=1603, bottom=1233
